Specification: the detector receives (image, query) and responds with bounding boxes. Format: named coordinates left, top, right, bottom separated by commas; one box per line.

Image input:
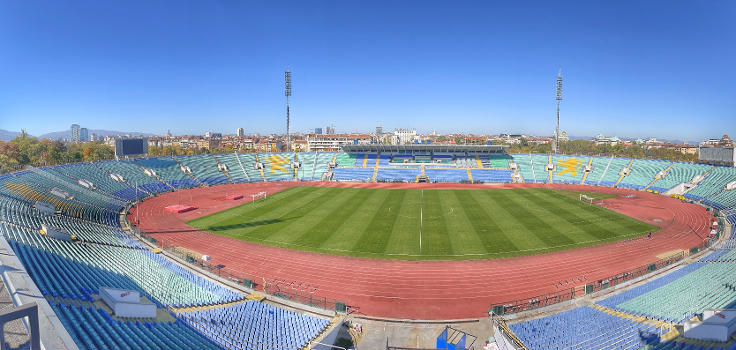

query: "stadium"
left=1, top=143, right=735, bottom=349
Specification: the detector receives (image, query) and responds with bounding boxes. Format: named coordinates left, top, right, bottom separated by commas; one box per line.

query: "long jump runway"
left=128, top=182, right=713, bottom=320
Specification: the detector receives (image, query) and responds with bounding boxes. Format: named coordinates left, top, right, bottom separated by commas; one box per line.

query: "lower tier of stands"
left=178, top=301, right=329, bottom=350
left=51, top=303, right=220, bottom=350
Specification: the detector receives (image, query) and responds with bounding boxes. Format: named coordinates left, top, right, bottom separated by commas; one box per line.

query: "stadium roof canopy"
left=341, top=144, right=509, bottom=154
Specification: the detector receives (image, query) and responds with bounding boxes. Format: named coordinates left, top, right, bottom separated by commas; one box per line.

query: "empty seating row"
left=178, top=301, right=329, bottom=350
left=424, top=169, right=469, bottom=182
left=470, top=169, right=513, bottom=183
left=135, top=157, right=198, bottom=189
left=618, top=159, right=671, bottom=190
left=3, top=224, right=242, bottom=307
left=51, top=303, right=220, bottom=350
left=648, top=163, right=712, bottom=193
left=375, top=168, right=420, bottom=182
left=215, top=153, right=251, bottom=183
left=331, top=168, right=374, bottom=182
left=510, top=306, right=663, bottom=350
left=177, top=155, right=230, bottom=185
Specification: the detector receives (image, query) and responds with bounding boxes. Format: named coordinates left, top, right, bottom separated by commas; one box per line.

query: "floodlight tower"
left=554, top=69, right=563, bottom=154
left=285, top=66, right=292, bottom=152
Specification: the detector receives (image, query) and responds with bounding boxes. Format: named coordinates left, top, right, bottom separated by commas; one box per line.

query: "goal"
left=251, top=191, right=267, bottom=203
left=579, top=194, right=594, bottom=205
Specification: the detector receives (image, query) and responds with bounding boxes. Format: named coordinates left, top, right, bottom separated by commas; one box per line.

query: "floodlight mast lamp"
left=285, top=67, right=292, bottom=152
left=554, top=69, right=563, bottom=154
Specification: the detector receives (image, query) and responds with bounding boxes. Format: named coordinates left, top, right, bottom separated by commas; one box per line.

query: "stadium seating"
left=551, top=155, right=588, bottom=184
left=596, top=157, right=631, bottom=187
left=530, top=154, right=551, bottom=183
left=583, top=157, right=612, bottom=185
left=178, top=301, right=330, bottom=350
left=488, top=154, right=511, bottom=168
left=262, top=153, right=295, bottom=181
left=332, top=168, right=374, bottom=182
left=51, top=303, right=220, bottom=350
left=236, top=153, right=264, bottom=181
left=378, top=154, right=391, bottom=166
left=686, top=167, right=736, bottom=200
left=612, top=261, right=736, bottom=323
left=470, top=169, right=513, bottom=183
left=618, top=159, right=671, bottom=190
left=648, top=162, right=712, bottom=193
left=510, top=154, right=535, bottom=182
left=135, top=157, right=200, bottom=189
left=424, top=168, right=469, bottom=182
left=96, top=160, right=172, bottom=195
left=3, top=223, right=241, bottom=307
left=177, top=155, right=230, bottom=185
left=51, top=162, right=140, bottom=201
left=375, top=168, right=420, bottom=182
left=510, top=306, right=663, bottom=350
left=214, top=153, right=251, bottom=183
left=331, top=152, right=355, bottom=168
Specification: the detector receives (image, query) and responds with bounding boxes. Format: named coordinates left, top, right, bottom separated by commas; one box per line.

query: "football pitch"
left=186, top=186, right=658, bottom=260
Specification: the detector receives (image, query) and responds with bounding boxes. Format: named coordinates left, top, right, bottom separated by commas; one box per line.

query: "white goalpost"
left=251, top=191, right=267, bottom=203
left=579, top=194, right=594, bottom=205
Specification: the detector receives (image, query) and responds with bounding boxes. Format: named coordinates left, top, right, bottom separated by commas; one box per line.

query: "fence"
left=491, top=237, right=718, bottom=316
left=133, top=228, right=347, bottom=313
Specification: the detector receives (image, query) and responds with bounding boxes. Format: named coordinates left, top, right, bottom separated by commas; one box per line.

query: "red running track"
left=128, top=182, right=714, bottom=320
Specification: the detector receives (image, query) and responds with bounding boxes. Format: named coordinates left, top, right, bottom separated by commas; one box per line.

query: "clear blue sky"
left=1, top=1, right=734, bottom=141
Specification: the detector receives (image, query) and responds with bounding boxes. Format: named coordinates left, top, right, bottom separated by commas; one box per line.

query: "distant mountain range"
left=0, top=129, right=156, bottom=142
left=0, top=129, right=21, bottom=142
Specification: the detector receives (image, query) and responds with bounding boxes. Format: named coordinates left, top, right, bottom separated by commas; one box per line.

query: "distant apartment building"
left=80, top=128, right=89, bottom=142
left=314, top=127, right=323, bottom=134
left=236, top=128, right=244, bottom=137
left=70, top=124, right=80, bottom=142
left=392, top=129, right=417, bottom=145
left=306, top=133, right=372, bottom=152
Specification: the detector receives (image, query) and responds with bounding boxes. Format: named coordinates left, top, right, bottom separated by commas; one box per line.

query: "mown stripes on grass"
left=186, top=186, right=659, bottom=260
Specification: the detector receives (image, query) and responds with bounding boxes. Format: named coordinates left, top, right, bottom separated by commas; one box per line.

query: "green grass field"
left=186, top=187, right=658, bottom=260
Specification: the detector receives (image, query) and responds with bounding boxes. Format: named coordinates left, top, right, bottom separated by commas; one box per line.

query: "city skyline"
left=1, top=1, right=734, bottom=141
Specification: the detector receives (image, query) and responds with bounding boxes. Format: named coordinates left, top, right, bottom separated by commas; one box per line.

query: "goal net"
left=251, top=191, right=267, bottom=203
left=579, top=194, right=594, bottom=205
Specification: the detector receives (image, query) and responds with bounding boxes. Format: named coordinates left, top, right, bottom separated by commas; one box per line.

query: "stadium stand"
left=685, top=167, right=736, bottom=200
left=332, top=168, right=374, bottom=182
left=50, top=303, right=221, bottom=350
left=262, top=153, right=295, bottom=181
left=596, top=157, right=631, bottom=187
left=511, top=154, right=536, bottom=183
left=333, top=152, right=357, bottom=168
left=470, top=169, right=513, bottom=183
left=375, top=168, right=421, bottom=182
left=177, top=155, right=231, bottom=186
left=648, top=162, right=712, bottom=193
left=215, top=153, right=251, bottom=182
left=424, top=168, right=469, bottom=182
left=551, top=155, right=587, bottom=184
left=510, top=306, right=664, bottom=350
left=96, top=159, right=171, bottom=195
left=178, top=301, right=330, bottom=350
left=51, top=162, right=140, bottom=201
left=618, top=159, right=672, bottom=191
left=235, top=153, right=263, bottom=181
left=135, top=157, right=199, bottom=189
